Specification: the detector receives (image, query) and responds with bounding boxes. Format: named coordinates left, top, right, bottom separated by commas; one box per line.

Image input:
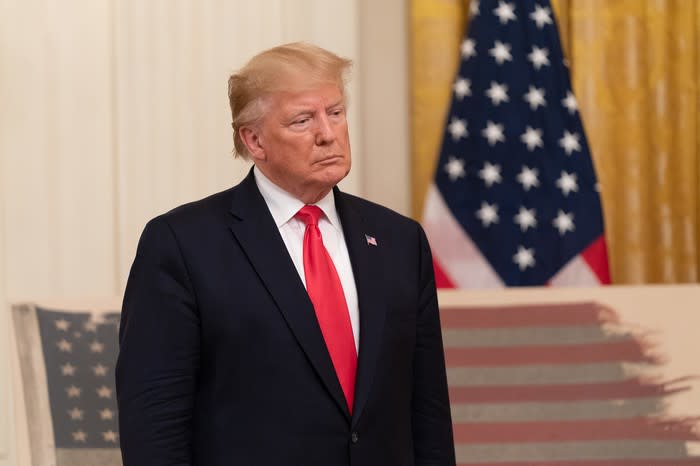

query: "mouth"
left=315, top=155, right=344, bottom=165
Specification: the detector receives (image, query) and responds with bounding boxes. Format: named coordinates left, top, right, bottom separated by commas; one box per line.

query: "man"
left=116, top=42, right=455, bottom=466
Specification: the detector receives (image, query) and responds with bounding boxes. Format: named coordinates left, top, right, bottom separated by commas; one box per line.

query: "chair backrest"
left=11, top=302, right=122, bottom=466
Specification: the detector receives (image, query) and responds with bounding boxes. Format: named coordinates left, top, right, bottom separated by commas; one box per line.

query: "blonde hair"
left=227, top=42, right=353, bottom=159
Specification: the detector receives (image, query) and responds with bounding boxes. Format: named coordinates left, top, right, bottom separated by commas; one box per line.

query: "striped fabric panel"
left=443, top=302, right=700, bottom=465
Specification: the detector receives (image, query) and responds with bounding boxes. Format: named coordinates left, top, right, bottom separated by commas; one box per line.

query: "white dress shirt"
left=253, top=167, right=360, bottom=352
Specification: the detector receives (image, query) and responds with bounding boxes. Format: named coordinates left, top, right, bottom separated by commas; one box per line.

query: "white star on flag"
left=482, top=121, right=505, bottom=146
left=489, top=41, right=512, bottom=65
left=92, top=364, right=108, bottom=376
left=68, top=407, right=83, bottom=420
left=448, top=117, right=468, bottom=141
left=528, top=46, right=550, bottom=69
left=461, top=38, right=477, bottom=59
left=83, top=320, right=98, bottom=332
left=523, top=86, right=546, bottom=110
left=57, top=339, right=72, bottom=352
left=100, top=408, right=115, bottom=420
left=90, top=340, right=105, bottom=353
left=444, top=156, right=466, bottom=181
left=562, top=90, right=578, bottom=114
left=470, top=0, right=480, bottom=16
left=520, top=126, right=544, bottom=151
left=453, top=77, right=471, bottom=100
left=513, top=245, right=536, bottom=270
left=66, top=385, right=81, bottom=398
left=556, top=171, right=579, bottom=196
left=514, top=207, right=537, bottom=232
left=530, top=4, right=553, bottom=29
left=559, top=130, right=581, bottom=155
left=61, top=363, right=77, bottom=376
left=516, top=166, right=540, bottom=191
left=553, top=210, right=576, bottom=235
left=72, top=430, right=87, bottom=442
left=479, top=161, right=503, bottom=187
left=55, top=318, right=70, bottom=331
left=476, top=202, right=500, bottom=227
left=493, top=1, right=516, bottom=24
left=485, top=81, right=509, bottom=106
left=103, top=430, right=119, bottom=443
left=97, top=385, right=112, bottom=399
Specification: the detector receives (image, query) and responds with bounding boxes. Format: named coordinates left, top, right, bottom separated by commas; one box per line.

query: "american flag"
left=422, top=0, right=610, bottom=287
left=12, top=304, right=122, bottom=466
left=442, top=301, right=700, bottom=465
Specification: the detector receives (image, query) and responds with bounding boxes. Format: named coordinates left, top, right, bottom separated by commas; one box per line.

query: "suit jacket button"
left=351, top=432, right=359, bottom=444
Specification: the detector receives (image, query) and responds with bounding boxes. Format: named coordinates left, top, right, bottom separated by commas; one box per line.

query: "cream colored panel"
left=114, top=0, right=252, bottom=288
left=0, top=0, right=117, bottom=300
left=358, top=0, right=410, bottom=216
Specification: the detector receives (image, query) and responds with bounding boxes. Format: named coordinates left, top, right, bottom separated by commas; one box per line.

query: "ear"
left=239, top=125, right=266, bottom=161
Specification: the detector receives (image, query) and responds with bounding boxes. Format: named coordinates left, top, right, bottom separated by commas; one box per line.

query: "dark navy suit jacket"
left=116, top=169, right=455, bottom=466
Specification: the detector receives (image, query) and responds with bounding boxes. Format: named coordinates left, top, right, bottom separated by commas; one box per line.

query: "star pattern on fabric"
left=448, top=117, right=468, bottom=141
left=489, top=40, right=513, bottom=65
left=530, top=4, right=553, bottom=29
left=513, top=246, right=536, bottom=271
left=493, top=1, right=517, bottom=24
left=39, top=309, right=121, bottom=449
left=470, top=0, right=480, bottom=16
left=516, top=166, right=540, bottom=191
left=430, top=0, right=607, bottom=285
left=556, top=171, right=579, bottom=196
left=528, top=45, right=550, bottom=69
left=553, top=210, right=576, bottom=235
left=453, top=77, right=472, bottom=100
left=68, top=407, right=84, bottom=420
left=559, top=130, right=581, bottom=155
left=514, top=207, right=537, bottom=232
left=523, top=86, right=546, bottom=110
left=461, top=38, right=477, bottom=59
left=476, top=202, right=500, bottom=227
left=57, top=339, right=72, bottom=352
left=61, top=363, right=77, bottom=376
left=562, top=90, right=578, bottom=114
left=482, top=121, right=505, bottom=145
left=444, top=156, right=466, bottom=181
left=521, top=126, right=544, bottom=151
left=485, top=81, right=509, bottom=105
left=479, top=161, right=503, bottom=187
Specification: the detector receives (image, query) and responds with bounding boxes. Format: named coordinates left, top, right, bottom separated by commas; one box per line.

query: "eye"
left=329, top=107, right=346, bottom=118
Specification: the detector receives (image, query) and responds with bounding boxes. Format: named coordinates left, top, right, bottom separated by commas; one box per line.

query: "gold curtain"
left=410, top=0, right=700, bottom=284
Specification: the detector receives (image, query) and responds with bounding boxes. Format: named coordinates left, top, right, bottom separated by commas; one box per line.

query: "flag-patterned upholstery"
left=12, top=303, right=122, bottom=466
left=442, top=300, right=700, bottom=465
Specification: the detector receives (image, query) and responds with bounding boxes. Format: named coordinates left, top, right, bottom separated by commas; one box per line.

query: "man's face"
left=247, top=82, right=351, bottom=204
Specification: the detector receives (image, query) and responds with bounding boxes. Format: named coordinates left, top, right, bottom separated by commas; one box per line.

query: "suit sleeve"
left=116, top=217, right=200, bottom=466
left=411, top=224, right=457, bottom=466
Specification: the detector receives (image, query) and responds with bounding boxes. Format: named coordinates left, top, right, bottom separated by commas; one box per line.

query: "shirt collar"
left=253, top=166, right=342, bottom=231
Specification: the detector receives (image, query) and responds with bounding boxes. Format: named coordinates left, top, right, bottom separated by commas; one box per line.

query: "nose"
left=314, top=113, right=336, bottom=146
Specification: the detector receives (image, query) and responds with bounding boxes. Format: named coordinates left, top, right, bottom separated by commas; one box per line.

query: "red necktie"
left=296, top=205, right=357, bottom=413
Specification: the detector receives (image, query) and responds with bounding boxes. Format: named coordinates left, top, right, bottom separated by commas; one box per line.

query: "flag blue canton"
left=36, top=307, right=120, bottom=448
left=433, top=0, right=606, bottom=285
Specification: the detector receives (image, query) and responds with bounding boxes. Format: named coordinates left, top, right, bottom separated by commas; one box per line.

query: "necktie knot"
left=296, top=205, right=323, bottom=227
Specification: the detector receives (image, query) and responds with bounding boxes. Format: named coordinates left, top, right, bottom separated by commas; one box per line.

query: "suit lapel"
left=227, top=170, right=350, bottom=419
left=334, top=190, right=386, bottom=427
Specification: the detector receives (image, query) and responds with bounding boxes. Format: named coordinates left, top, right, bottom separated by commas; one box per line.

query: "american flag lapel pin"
left=365, top=234, right=378, bottom=246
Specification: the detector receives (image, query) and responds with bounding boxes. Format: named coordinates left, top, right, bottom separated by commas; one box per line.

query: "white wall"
left=0, top=1, right=409, bottom=464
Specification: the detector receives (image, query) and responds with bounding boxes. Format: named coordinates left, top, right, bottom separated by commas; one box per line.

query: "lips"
left=316, top=155, right=343, bottom=164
